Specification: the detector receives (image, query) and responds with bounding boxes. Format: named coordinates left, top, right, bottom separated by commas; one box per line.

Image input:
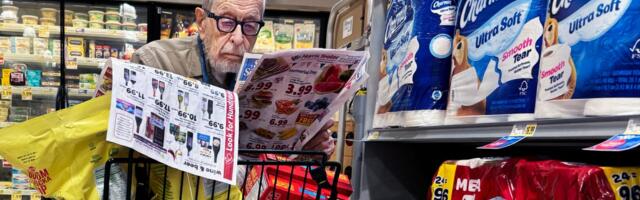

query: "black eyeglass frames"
left=204, top=9, right=265, bottom=36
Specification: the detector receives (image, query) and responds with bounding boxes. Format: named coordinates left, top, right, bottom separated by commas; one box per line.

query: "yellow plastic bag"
left=0, top=93, right=119, bottom=199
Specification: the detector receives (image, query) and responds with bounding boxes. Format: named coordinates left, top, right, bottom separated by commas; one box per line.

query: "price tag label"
left=1, top=86, right=11, bottom=100
left=21, top=87, right=32, bottom=101
left=624, top=118, right=640, bottom=135
left=478, top=123, right=536, bottom=150
left=510, top=123, right=537, bottom=137
left=66, top=58, right=78, bottom=70
left=38, top=26, right=50, bottom=38
left=30, top=192, right=41, bottom=200
left=367, top=131, right=380, bottom=140
left=11, top=192, right=21, bottom=200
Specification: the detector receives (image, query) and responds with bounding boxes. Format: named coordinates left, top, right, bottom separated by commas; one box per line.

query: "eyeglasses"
left=204, top=9, right=265, bottom=36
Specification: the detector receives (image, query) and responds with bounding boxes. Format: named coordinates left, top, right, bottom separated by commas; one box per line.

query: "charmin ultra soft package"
left=373, top=0, right=456, bottom=128
left=536, top=0, right=640, bottom=118
left=446, top=0, right=547, bottom=124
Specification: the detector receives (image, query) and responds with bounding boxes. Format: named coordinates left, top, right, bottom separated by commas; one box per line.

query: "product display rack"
left=333, top=0, right=640, bottom=199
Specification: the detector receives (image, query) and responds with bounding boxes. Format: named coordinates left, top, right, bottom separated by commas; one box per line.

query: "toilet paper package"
left=446, top=0, right=547, bottom=124
left=373, top=0, right=456, bottom=128
left=536, top=0, right=640, bottom=118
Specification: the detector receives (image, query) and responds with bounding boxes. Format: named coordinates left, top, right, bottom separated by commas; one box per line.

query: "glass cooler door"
left=63, top=2, right=148, bottom=106
left=0, top=1, right=60, bottom=197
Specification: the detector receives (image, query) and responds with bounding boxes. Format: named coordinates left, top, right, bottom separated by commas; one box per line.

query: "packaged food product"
left=89, top=21, right=104, bottom=29
left=40, top=18, right=55, bottom=26
left=66, top=37, right=85, bottom=57
left=274, top=22, right=294, bottom=50
left=88, top=10, right=104, bottom=22
left=536, top=0, right=640, bottom=118
left=0, top=6, right=18, bottom=21
left=122, top=13, right=136, bottom=24
left=74, top=13, right=88, bottom=21
left=26, top=70, right=42, bottom=87
left=32, top=38, right=48, bottom=55
left=293, top=23, right=315, bottom=49
left=106, top=7, right=119, bottom=13
left=445, top=0, right=546, bottom=124
left=122, top=22, right=136, bottom=31
left=73, top=19, right=88, bottom=28
left=64, top=10, right=74, bottom=26
left=102, top=45, right=111, bottom=58
left=10, top=37, right=31, bottom=55
left=137, top=23, right=148, bottom=33
left=253, top=21, right=275, bottom=53
left=105, top=11, right=120, bottom=22
left=21, top=15, right=38, bottom=25
left=88, top=40, right=96, bottom=59
left=110, top=48, right=118, bottom=58
left=95, top=45, right=103, bottom=58
left=1, top=69, right=12, bottom=86
left=105, top=21, right=120, bottom=30
left=0, top=37, right=10, bottom=53
left=49, top=39, right=61, bottom=57
left=40, top=8, right=58, bottom=19
left=79, top=74, right=96, bottom=89
left=10, top=63, right=27, bottom=86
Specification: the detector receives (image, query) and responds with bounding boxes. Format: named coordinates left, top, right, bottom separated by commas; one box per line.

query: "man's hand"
left=302, top=120, right=336, bottom=160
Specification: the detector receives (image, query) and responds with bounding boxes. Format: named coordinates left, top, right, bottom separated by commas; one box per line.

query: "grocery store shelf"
left=368, top=116, right=639, bottom=143
left=0, top=23, right=147, bottom=44
left=5, top=86, right=92, bottom=99
left=3, top=53, right=105, bottom=69
left=69, top=88, right=95, bottom=98
left=0, top=188, right=37, bottom=196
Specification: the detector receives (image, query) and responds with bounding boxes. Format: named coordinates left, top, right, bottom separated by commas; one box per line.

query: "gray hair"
left=202, top=0, right=266, bottom=13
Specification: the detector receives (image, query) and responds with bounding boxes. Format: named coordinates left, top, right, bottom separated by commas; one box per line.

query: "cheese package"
left=536, top=0, right=640, bottom=118
left=373, top=0, right=456, bottom=127
left=32, top=38, right=48, bottom=56
left=254, top=21, right=275, bottom=53
left=10, top=37, right=31, bottom=55
left=274, top=22, right=294, bottom=50
left=0, top=37, right=10, bottom=53
left=66, top=37, right=85, bottom=57
left=294, top=22, right=316, bottom=49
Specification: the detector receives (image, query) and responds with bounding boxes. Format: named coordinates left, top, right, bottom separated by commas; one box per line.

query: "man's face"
left=197, top=0, right=264, bottom=74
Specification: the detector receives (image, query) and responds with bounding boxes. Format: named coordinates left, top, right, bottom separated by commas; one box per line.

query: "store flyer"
left=106, top=59, right=239, bottom=184
left=237, top=49, right=369, bottom=151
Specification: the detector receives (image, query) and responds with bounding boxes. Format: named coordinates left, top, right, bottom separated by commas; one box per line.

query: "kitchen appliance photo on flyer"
left=106, top=59, right=239, bottom=185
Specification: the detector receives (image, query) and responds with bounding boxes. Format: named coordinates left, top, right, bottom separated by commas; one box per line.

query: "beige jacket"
left=131, top=36, right=224, bottom=87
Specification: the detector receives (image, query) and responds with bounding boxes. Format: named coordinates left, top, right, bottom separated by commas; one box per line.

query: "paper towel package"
left=536, top=0, right=640, bottom=118
left=373, top=0, right=456, bottom=128
left=445, top=0, right=547, bottom=124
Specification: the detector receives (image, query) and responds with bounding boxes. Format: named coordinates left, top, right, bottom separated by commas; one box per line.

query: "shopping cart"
left=100, top=149, right=343, bottom=200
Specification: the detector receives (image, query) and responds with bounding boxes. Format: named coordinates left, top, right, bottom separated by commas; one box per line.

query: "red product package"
left=428, top=158, right=521, bottom=200
left=243, top=154, right=352, bottom=200
left=429, top=158, right=640, bottom=200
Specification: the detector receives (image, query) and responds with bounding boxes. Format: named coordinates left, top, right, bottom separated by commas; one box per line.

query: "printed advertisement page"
left=107, top=59, right=238, bottom=184
left=237, top=49, right=368, bottom=151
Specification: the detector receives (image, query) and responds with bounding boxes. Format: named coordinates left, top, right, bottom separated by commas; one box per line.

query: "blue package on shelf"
left=536, top=0, right=640, bottom=118
left=373, top=0, right=456, bottom=128
left=446, top=0, right=547, bottom=124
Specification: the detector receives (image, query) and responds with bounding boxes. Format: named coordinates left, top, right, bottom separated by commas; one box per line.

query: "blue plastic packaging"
left=374, top=0, right=456, bottom=128
left=537, top=0, right=640, bottom=118
left=446, top=0, right=547, bottom=124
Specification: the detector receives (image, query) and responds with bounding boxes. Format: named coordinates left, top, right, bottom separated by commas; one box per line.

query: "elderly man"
left=131, top=0, right=335, bottom=157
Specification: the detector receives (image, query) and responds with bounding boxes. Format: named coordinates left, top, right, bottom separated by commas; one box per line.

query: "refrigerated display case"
left=62, top=1, right=148, bottom=106
left=156, top=5, right=328, bottom=53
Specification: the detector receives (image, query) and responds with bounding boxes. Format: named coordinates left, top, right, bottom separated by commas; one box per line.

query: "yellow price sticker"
left=11, top=192, right=21, bottom=200
left=1, top=87, right=11, bottom=100
left=38, top=26, right=50, bottom=38
left=66, top=58, right=78, bottom=70
left=368, top=131, right=380, bottom=140
left=510, top=123, right=537, bottom=137
left=21, top=87, right=32, bottom=101
left=30, top=192, right=41, bottom=200
left=624, top=118, right=640, bottom=135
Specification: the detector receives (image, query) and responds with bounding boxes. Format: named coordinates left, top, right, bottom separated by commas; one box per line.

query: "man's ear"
left=195, top=7, right=206, bottom=32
